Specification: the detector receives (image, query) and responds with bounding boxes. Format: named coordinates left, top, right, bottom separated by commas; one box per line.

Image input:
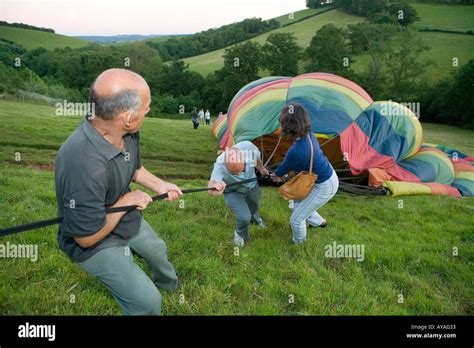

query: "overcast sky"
left=0, top=0, right=307, bottom=36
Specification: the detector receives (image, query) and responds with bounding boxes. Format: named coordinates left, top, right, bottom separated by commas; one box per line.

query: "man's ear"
left=124, top=111, right=134, bottom=128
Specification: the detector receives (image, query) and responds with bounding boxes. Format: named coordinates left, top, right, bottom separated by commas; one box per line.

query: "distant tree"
left=348, top=23, right=398, bottom=54
left=120, top=42, right=163, bottom=91
left=367, top=11, right=399, bottom=25
left=305, top=24, right=353, bottom=77
left=334, top=0, right=386, bottom=16
left=307, top=0, right=331, bottom=8
left=262, top=33, right=303, bottom=76
left=216, top=41, right=263, bottom=110
left=151, top=94, right=180, bottom=114
left=0, top=61, right=26, bottom=92
left=54, top=45, right=118, bottom=97
left=202, top=71, right=228, bottom=113
left=386, top=3, right=420, bottom=27
left=447, top=59, right=474, bottom=128
left=421, top=60, right=474, bottom=129
left=357, top=27, right=394, bottom=99
left=156, top=59, right=205, bottom=98
left=0, top=39, right=27, bottom=68
left=385, top=28, right=431, bottom=100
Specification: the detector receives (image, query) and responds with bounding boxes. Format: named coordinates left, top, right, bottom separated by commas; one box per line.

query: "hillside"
left=182, top=4, right=474, bottom=82
left=183, top=9, right=364, bottom=76
left=270, top=7, right=332, bottom=25
left=352, top=3, right=474, bottom=82
left=144, top=7, right=330, bottom=48
left=351, top=31, right=474, bottom=82
left=0, top=26, right=88, bottom=50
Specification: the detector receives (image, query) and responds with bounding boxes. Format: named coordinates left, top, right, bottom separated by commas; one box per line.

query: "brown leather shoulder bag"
left=279, top=134, right=318, bottom=200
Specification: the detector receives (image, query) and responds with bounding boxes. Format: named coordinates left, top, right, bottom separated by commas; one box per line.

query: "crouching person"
left=208, top=141, right=269, bottom=247
left=55, top=69, right=182, bottom=315
left=272, top=104, right=338, bottom=244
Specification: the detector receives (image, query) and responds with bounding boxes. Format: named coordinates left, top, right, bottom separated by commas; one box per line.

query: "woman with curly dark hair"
left=272, top=103, right=338, bottom=244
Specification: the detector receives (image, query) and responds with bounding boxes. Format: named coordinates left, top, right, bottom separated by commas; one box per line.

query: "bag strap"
left=307, top=133, right=314, bottom=175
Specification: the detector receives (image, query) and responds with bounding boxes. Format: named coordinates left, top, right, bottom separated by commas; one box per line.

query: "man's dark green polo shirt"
left=55, top=116, right=142, bottom=263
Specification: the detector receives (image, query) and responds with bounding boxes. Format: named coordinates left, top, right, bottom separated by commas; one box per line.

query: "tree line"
left=146, top=17, right=280, bottom=61
left=0, top=21, right=55, bottom=33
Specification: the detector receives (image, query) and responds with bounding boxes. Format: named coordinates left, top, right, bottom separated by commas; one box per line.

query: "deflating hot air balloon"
left=212, top=72, right=474, bottom=197
left=212, top=112, right=228, bottom=146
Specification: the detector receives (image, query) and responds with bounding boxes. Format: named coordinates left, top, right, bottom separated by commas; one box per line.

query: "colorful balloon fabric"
left=212, top=112, right=228, bottom=146
left=212, top=73, right=474, bottom=197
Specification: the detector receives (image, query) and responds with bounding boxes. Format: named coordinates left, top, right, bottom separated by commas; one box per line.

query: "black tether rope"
left=338, top=181, right=387, bottom=196
left=0, top=175, right=388, bottom=236
left=0, top=176, right=269, bottom=237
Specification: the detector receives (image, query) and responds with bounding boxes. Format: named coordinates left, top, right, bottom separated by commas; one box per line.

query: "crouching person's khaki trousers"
left=78, top=219, right=178, bottom=315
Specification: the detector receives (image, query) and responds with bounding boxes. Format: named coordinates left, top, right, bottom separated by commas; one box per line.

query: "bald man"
left=208, top=141, right=269, bottom=247
left=55, top=69, right=182, bottom=315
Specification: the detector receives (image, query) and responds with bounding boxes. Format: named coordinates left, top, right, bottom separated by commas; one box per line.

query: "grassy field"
left=0, top=99, right=473, bottom=315
left=412, top=3, right=474, bottom=32
left=352, top=31, right=474, bottom=82
left=0, top=26, right=89, bottom=50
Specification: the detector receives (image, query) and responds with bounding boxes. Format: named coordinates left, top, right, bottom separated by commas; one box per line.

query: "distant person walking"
left=271, top=104, right=338, bottom=244
left=205, top=109, right=211, bottom=125
left=199, top=108, right=205, bottom=123
left=192, top=107, right=199, bottom=129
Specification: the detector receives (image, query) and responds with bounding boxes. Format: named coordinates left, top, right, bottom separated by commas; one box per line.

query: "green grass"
left=0, top=99, right=473, bottom=315
left=411, top=3, right=474, bottom=32
left=0, top=26, right=89, bottom=50
left=183, top=9, right=364, bottom=76
left=421, top=123, right=474, bottom=156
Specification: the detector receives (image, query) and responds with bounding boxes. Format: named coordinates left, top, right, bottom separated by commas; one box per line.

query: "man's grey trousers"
left=78, top=219, right=178, bottom=315
left=224, top=184, right=262, bottom=241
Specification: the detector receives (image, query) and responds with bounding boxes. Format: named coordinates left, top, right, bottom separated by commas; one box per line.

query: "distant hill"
left=352, top=3, right=474, bottom=82
left=1, top=2, right=472, bottom=83
left=0, top=20, right=54, bottom=33
left=182, top=4, right=474, bottom=82
left=0, top=26, right=88, bottom=50
left=183, top=9, right=363, bottom=76
left=77, top=34, right=189, bottom=43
